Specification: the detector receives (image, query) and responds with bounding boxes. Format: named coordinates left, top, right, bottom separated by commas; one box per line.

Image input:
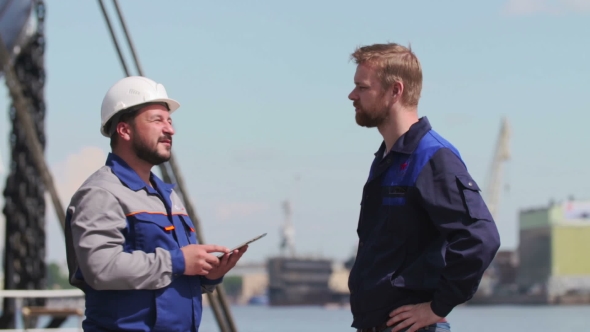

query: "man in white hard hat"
left=64, top=76, right=246, bottom=331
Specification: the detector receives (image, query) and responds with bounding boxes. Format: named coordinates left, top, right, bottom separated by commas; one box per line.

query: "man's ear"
left=116, top=122, right=132, bottom=143
left=391, top=81, right=404, bottom=103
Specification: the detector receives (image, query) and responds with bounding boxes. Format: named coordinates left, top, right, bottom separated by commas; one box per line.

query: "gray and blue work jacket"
left=65, top=153, right=220, bottom=332
left=348, top=117, right=501, bottom=329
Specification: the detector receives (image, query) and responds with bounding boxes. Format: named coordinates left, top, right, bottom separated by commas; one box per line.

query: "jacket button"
left=359, top=242, right=363, bottom=246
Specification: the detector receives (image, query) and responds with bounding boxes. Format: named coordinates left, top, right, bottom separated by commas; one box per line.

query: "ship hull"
left=266, top=257, right=335, bottom=306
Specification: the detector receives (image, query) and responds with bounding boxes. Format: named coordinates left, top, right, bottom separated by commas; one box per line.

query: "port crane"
left=483, top=117, right=511, bottom=220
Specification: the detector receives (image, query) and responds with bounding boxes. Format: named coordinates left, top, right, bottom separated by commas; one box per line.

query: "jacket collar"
left=375, top=116, right=432, bottom=157
left=105, top=152, right=175, bottom=194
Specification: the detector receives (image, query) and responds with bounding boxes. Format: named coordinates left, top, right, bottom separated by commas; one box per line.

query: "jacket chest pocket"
left=177, top=215, right=198, bottom=244
left=381, top=186, right=411, bottom=240
left=382, top=186, right=409, bottom=227
left=131, top=214, right=179, bottom=252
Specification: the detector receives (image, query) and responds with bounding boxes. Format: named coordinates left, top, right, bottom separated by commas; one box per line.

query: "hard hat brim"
left=100, top=98, right=181, bottom=137
left=149, top=98, right=181, bottom=113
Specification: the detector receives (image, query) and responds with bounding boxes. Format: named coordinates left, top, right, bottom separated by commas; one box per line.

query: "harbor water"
left=197, top=305, right=590, bottom=331
left=33, top=304, right=590, bottom=331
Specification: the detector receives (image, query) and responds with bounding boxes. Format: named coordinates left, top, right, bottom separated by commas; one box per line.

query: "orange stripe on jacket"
left=125, top=211, right=188, bottom=217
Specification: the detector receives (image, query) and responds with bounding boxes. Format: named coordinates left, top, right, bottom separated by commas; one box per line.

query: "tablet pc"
left=216, top=232, right=267, bottom=258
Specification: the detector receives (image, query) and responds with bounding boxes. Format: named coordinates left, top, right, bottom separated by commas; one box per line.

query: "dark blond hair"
left=351, top=43, right=422, bottom=106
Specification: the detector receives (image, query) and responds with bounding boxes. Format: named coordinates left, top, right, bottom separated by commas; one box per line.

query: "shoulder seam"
left=78, top=185, right=118, bottom=201
left=425, top=131, right=452, bottom=150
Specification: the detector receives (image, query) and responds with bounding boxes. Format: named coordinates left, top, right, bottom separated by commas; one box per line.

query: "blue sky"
left=0, top=0, right=589, bottom=265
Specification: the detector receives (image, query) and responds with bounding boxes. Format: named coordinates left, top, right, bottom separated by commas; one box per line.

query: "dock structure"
left=219, top=261, right=351, bottom=307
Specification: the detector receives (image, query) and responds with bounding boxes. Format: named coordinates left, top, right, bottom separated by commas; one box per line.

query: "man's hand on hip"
left=387, top=302, right=443, bottom=332
left=181, top=244, right=230, bottom=276
left=204, top=245, right=248, bottom=281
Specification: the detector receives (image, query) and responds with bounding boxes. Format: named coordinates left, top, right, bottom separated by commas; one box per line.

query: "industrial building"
left=516, top=199, right=590, bottom=303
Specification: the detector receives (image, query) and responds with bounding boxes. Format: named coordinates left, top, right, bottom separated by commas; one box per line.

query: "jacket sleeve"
left=415, top=147, right=501, bottom=317
left=67, top=185, right=186, bottom=290
left=200, top=276, right=223, bottom=293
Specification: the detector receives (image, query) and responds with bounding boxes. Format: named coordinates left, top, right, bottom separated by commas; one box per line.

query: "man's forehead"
left=137, top=104, right=170, bottom=117
left=354, top=64, right=377, bottom=82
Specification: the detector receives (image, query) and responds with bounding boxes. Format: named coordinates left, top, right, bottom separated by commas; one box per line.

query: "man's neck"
left=112, top=149, right=153, bottom=186
left=378, top=107, right=419, bottom=153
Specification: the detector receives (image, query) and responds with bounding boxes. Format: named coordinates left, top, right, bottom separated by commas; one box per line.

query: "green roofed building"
left=517, top=200, right=590, bottom=303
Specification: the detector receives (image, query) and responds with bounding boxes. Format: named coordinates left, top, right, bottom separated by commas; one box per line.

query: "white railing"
left=0, top=290, right=84, bottom=298
left=0, top=289, right=84, bottom=332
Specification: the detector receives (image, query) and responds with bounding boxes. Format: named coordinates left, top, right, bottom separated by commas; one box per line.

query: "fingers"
left=216, top=251, right=232, bottom=265
left=391, top=319, right=414, bottom=332
left=234, top=245, right=248, bottom=257
left=193, top=243, right=248, bottom=278
left=197, top=262, right=213, bottom=274
left=229, top=246, right=247, bottom=262
left=222, top=252, right=232, bottom=262
left=204, top=254, right=222, bottom=266
left=214, top=246, right=247, bottom=270
left=389, top=304, right=412, bottom=317
left=388, top=311, right=411, bottom=327
left=226, top=251, right=241, bottom=265
left=201, top=244, right=230, bottom=254
left=389, top=303, right=435, bottom=332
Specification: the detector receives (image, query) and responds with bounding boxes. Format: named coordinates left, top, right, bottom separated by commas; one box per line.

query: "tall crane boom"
left=280, top=200, right=296, bottom=258
left=484, top=117, right=511, bottom=220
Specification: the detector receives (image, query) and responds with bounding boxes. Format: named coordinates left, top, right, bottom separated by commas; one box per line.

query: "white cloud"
left=51, top=146, right=107, bottom=206
left=44, top=146, right=108, bottom=263
left=502, top=0, right=590, bottom=16
left=503, top=0, right=556, bottom=15
left=562, top=0, right=590, bottom=10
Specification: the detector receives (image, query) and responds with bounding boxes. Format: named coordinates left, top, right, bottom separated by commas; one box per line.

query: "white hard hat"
left=100, top=76, right=180, bottom=137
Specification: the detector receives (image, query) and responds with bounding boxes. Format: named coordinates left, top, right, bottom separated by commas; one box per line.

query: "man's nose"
left=164, top=122, right=175, bottom=135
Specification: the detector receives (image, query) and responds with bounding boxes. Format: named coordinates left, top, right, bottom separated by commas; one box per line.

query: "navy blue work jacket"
left=348, top=117, right=501, bottom=329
